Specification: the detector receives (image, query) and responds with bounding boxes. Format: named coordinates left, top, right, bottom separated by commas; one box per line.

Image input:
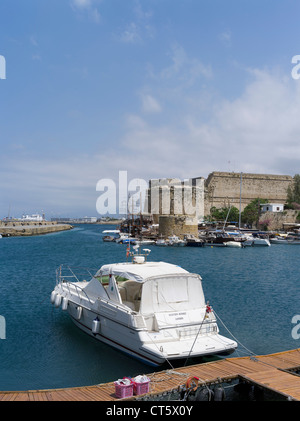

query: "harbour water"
left=0, top=224, right=299, bottom=392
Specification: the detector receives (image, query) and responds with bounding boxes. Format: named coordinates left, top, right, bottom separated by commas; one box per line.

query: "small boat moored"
left=168, top=235, right=186, bottom=246
left=132, top=239, right=155, bottom=246
left=102, top=230, right=120, bottom=242
left=225, top=241, right=242, bottom=248
left=155, top=238, right=168, bottom=246
left=115, top=233, right=137, bottom=244
left=252, top=233, right=271, bottom=246
left=184, top=235, right=205, bottom=247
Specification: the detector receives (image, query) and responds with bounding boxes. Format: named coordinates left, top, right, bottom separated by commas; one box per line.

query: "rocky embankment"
left=0, top=221, right=73, bottom=237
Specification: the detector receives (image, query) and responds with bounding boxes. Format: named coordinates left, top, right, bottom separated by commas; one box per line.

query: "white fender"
left=76, top=306, right=82, bottom=320
left=92, top=317, right=100, bottom=334
left=62, top=297, right=68, bottom=311
left=50, top=291, right=57, bottom=304
left=54, top=294, right=62, bottom=308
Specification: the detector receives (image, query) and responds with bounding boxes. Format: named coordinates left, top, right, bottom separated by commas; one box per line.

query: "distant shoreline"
left=96, top=220, right=122, bottom=225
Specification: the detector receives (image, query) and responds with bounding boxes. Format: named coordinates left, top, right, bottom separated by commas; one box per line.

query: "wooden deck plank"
left=241, top=369, right=300, bottom=401
left=258, top=354, right=300, bottom=369
left=1, top=348, right=300, bottom=401
left=261, top=349, right=300, bottom=365
left=0, top=393, right=19, bottom=401
left=13, top=393, right=31, bottom=401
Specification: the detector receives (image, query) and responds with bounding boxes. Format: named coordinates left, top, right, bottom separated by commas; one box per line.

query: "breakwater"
left=0, top=221, right=73, bottom=236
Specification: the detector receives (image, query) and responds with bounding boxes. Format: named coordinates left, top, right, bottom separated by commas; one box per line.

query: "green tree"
left=287, top=174, right=300, bottom=207
left=210, top=206, right=240, bottom=223
left=241, top=198, right=268, bottom=226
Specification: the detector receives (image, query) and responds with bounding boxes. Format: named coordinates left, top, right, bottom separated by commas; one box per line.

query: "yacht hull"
left=64, top=300, right=237, bottom=366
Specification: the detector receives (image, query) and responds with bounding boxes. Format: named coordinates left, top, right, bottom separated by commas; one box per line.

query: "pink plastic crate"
left=133, top=380, right=150, bottom=395
left=114, top=382, right=133, bottom=399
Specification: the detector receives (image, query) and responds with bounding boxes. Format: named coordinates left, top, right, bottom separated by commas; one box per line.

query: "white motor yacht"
left=132, top=239, right=155, bottom=246
left=252, top=234, right=271, bottom=246
left=102, top=229, right=120, bottom=242
left=115, top=233, right=137, bottom=244
left=168, top=235, right=186, bottom=246
left=225, top=241, right=242, bottom=248
left=51, top=248, right=237, bottom=366
left=155, top=237, right=168, bottom=246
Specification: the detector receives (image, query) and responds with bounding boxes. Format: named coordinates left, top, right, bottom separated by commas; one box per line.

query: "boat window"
left=95, top=275, right=109, bottom=284
left=140, top=275, right=205, bottom=314
left=95, top=274, right=128, bottom=285
left=118, top=280, right=142, bottom=311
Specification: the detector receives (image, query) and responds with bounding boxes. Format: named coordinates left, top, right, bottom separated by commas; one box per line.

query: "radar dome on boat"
left=133, top=255, right=145, bottom=264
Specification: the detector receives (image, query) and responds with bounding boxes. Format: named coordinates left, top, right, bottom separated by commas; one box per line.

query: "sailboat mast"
left=239, top=172, right=243, bottom=229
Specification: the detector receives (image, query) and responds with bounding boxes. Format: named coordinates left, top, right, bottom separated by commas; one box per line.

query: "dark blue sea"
left=0, top=224, right=299, bottom=391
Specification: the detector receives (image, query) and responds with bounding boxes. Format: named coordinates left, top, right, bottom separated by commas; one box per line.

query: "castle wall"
left=146, top=172, right=294, bottom=225
left=204, top=172, right=293, bottom=216
left=158, top=215, right=198, bottom=239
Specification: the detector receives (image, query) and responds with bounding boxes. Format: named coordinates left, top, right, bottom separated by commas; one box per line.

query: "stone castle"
left=144, top=171, right=294, bottom=236
left=204, top=172, right=292, bottom=215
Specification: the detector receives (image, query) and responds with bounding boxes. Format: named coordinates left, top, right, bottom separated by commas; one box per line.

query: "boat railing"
left=55, top=265, right=145, bottom=314
left=55, top=265, right=100, bottom=305
left=56, top=264, right=98, bottom=284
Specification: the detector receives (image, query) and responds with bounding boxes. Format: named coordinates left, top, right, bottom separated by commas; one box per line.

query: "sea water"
left=0, top=224, right=299, bottom=391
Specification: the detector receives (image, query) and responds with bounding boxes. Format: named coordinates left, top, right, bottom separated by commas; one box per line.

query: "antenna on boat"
left=143, top=249, right=151, bottom=261
left=128, top=245, right=151, bottom=264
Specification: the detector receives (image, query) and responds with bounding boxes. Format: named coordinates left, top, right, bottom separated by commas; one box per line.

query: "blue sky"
left=1, top=0, right=300, bottom=218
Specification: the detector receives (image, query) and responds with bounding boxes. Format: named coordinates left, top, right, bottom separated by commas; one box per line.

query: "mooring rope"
left=214, top=309, right=300, bottom=377
left=213, top=308, right=257, bottom=356
left=183, top=311, right=208, bottom=366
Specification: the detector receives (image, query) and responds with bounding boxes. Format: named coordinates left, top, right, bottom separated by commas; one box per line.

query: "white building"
left=20, top=214, right=44, bottom=221
left=261, top=203, right=284, bottom=213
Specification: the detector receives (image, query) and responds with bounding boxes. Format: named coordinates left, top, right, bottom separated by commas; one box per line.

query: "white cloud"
left=117, top=1, right=154, bottom=44
left=220, top=30, right=232, bottom=47
left=141, top=94, right=162, bottom=113
left=71, top=0, right=92, bottom=9
left=162, top=44, right=212, bottom=81
left=119, top=67, right=300, bottom=179
left=90, top=7, right=101, bottom=23
left=30, top=35, right=38, bottom=47
left=70, top=0, right=101, bottom=23
left=148, top=44, right=213, bottom=101
left=119, top=22, right=141, bottom=44
left=2, top=67, right=299, bottom=218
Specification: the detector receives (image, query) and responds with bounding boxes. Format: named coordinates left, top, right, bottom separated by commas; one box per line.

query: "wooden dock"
left=1, top=348, right=300, bottom=401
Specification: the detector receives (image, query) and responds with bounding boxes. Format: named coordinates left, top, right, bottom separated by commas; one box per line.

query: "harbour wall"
left=0, top=221, right=73, bottom=236
left=258, top=209, right=300, bottom=231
